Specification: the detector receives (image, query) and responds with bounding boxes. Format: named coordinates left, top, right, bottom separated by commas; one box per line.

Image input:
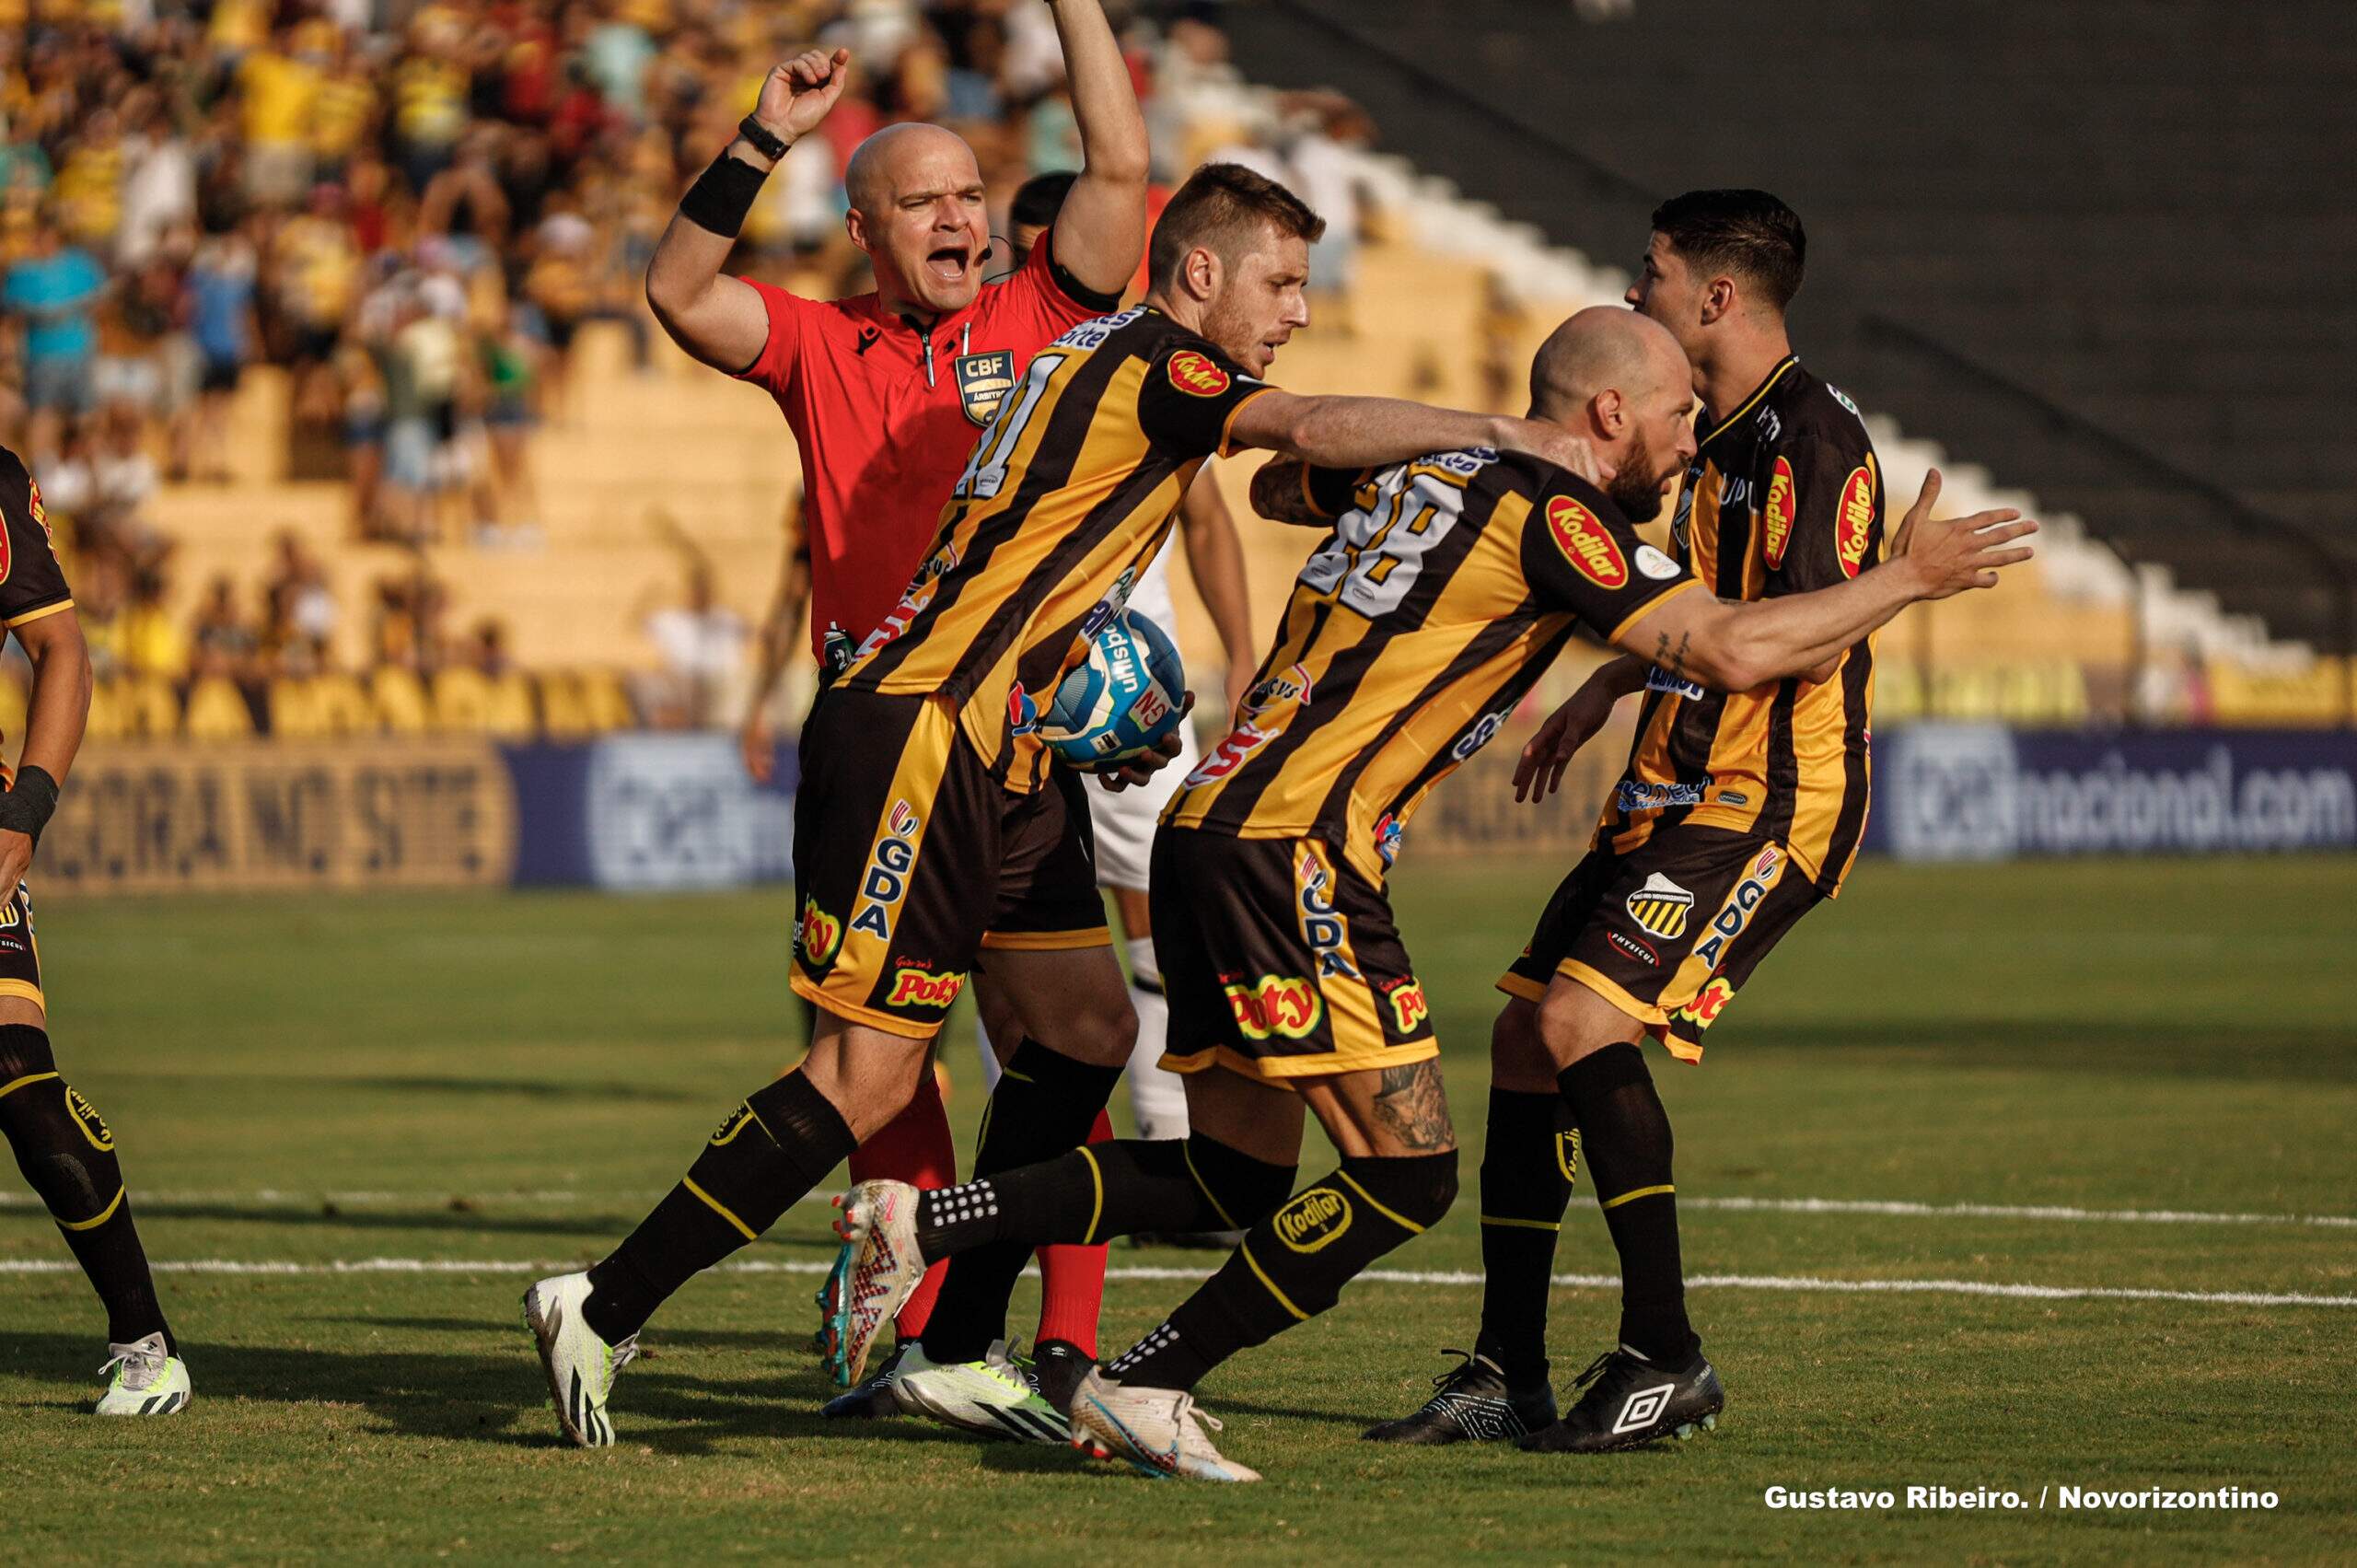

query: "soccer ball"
left=1039, top=610, right=1187, bottom=769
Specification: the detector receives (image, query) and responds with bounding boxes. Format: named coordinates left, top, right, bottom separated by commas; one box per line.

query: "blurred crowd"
left=0, top=0, right=1422, bottom=734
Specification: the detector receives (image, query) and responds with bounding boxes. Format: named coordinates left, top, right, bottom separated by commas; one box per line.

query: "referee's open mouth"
left=924, top=244, right=976, bottom=285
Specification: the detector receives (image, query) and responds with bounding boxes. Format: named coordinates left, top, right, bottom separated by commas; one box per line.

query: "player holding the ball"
left=517, top=160, right=1609, bottom=1450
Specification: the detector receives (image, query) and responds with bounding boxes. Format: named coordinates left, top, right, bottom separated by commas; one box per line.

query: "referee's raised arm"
left=1038, top=0, right=1151, bottom=298
left=644, top=48, right=850, bottom=375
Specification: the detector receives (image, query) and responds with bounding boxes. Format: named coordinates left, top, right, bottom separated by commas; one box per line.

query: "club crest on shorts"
left=1624, top=873, right=1694, bottom=941
left=954, top=350, right=1016, bottom=425
left=1271, top=1186, right=1352, bottom=1253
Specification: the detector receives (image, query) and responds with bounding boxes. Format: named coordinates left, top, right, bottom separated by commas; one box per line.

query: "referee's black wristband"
left=679, top=153, right=768, bottom=239
left=0, top=764, right=59, bottom=846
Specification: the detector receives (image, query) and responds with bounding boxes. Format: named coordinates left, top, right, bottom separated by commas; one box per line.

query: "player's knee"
left=1185, top=1132, right=1296, bottom=1228
left=1039, top=989, right=1138, bottom=1069
left=1489, top=999, right=1555, bottom=1090
left=1340, top=1146, right=1459, bottom=1235
left=1534, top=977, right=1643, bottom=1065
left=0, top=1022, right=56, bottom=1095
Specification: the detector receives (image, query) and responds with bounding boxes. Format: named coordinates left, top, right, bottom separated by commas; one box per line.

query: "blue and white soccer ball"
left=1039, top=610, right=1188, bottom=769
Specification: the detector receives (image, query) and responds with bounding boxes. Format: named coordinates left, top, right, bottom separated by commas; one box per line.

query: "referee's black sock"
left=1474, top=1087, right=1577, bottom=1385
left=584, top=1071, right=853, bottom=1344
left=920, top=1038, right=1122, bottom=1365
left=913, top=1132, right=1295, bottom=1255
left=0, top=1026, right=174, bottom=1353
left=1109, top=1151, right=1458, bottom=1391
left=1556, top=1044, right=1699, bottom=1367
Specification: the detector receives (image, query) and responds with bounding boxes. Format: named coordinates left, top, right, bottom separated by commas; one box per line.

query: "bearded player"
left=1367, top=191, right=1956, bottom=1453
left=825, top=306, right=2035, bottom=1481
left=644, top=6, right=1149, bottom=1424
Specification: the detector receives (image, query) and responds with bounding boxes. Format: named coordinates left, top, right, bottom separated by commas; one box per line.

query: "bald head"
left=843, top=122, right=980, bottom=215
left=1528, top=306, right=1688, bottom=424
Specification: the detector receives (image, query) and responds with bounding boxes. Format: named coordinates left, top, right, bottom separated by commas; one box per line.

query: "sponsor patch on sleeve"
left=1167, top=349, right=1232, bottom=398
left=1546, top=496, right=1630, bottom=587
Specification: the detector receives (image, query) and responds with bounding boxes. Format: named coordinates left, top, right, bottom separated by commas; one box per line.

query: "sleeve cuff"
left=1603, top=577, right=1701, bottom=645
left=3, top=598, right=73, bottom=630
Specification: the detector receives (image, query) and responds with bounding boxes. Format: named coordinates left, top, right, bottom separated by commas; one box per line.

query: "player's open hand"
left=1512, top=683, right=1614, bottom=804
left=758, top=48, right=852, bottom=142
left=1098, top=692, right=1196, bottom=793
left=1502, top=419, right=1615, bottom=490
left=739, top=714, right=775, bottom=784
left=0, top=829, right=30, bottom=896
left=1889, top=467, right=2038, bottom=601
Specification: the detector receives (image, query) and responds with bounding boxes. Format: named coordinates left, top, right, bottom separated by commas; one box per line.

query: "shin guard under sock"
left=1109, top=1149, right=1459, bottom=1391
left=0, top=1027, right=172, bottom=1352
left=847, top=1065, right=957, bottom=1339
left=922, top=1039, right=1121, bottom=1364
left=1475, top=1087, right=1577, bottom=1383
left=913, top=1132, right=1295, bottom=1258
left=585, top=1071, right=854, bottom=1343
left=1557, top=1044, right=1698, bottom=1366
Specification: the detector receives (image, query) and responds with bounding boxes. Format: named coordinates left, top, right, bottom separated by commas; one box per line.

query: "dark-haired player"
left=1368, top=189, right=1940, bottom=1453
left=0, top=446, right=189, bottom=1415
left=521, top=161, right=1613, bottom=1449
left=828, top=305, right=2034, bottom=1481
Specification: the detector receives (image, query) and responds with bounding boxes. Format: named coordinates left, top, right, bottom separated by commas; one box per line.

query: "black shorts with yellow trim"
left=1499, top=825, right=1820, bottom=1063
left=789, top=689, right=1106, bottom=1038
left=0, top=878, right=41, bottom=1013
left=1150, top=826, right=1436, bottom=1088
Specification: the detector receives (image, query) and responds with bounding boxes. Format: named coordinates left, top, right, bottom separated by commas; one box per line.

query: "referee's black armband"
left=679, top=154, right=768, bottom=239
left=0, top=764, right=59, bottom=847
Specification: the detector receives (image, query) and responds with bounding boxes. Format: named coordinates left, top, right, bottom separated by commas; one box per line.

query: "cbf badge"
left=955, top=350, right=1016, bottom=425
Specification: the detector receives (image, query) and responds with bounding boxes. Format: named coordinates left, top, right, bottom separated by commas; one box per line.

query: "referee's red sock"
left=848, top=1067, right=957, bottom=1340
left=1030, top=1109, right=1112, bottom=1357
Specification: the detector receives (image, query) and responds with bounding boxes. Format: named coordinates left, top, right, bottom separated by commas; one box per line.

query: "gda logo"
left=1295, top=848, right=1359, bottom=979
left=850, top=801, right=921, bottom=940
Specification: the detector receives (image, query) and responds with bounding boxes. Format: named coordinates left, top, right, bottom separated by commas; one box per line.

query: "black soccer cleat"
left=1517, top=1347, right=1724, bottom=1453
left=820, top=1342, right=911, bottom=1419
left=1030, top=1339, right=1096, bottom=1414
left=1363, top=1348, right=1557, bottom=1445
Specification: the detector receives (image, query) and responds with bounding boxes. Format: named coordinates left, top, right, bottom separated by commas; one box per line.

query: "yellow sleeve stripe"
left=1078, top=1144, right=1106, bottom=1246
left=59, top=1183, right=126, bottom=1232
left=3, top=598, right=74, bottom=630
left=0, top=1069, right=60, bottom=1100
left=1238, top=1238, right=1308, bottom=1321
left=681, top=1176, right=759, bottom=1241
left=1604, top=577, right=1703, bottom=645
left=1182, top=1142, right=1240, bottom=1231
left=1600, top=1183, right=1676, bottom=1211
left=1335, top=1167, right=1426, bottom=1236
left=1479, top=1214, right=1562, bottom=1232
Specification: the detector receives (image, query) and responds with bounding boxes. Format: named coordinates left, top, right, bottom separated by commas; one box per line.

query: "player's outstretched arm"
left=1226, top=391, right=1611, bottom=487
left=0, top=608, right=92, bottom=891
left=1039, top=0, right=1150, bottom=297
left=646, top=50, right=849, bottom=373
left=1613, top=469, right=2035, bottom=693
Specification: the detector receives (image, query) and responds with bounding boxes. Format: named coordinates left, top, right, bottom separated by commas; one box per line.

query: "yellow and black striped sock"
left=1475, top=1087, right=1578, bottom=1383
left=585, top=1070, right=853, bottom=1343
left=1558, top=1044, right=1698, bottom=1366
left=0, top=1026, right=172, bottom=1353
left=1109, top=1150, right=1458, bottom=1391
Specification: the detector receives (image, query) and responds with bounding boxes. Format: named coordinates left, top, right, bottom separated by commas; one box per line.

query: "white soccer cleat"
left=1067, top=1368, right=1260, bottom=1481
left=823, top=1179, right=925, bottom=1387
left=891, top=1339, right=1070, bottom=1444
left=523, top=1272, right=638, bottom=1447
left=93, top=1333, right=191, bottom=1416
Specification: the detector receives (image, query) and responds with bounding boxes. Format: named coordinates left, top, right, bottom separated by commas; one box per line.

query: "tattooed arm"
left=1248, top=458, right=1335, bottom=528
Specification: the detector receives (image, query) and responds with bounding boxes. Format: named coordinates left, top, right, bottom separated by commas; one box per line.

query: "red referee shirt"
left=734, top=232, right=1118, bottom=659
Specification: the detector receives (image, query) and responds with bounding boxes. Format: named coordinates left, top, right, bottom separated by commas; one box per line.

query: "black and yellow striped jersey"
left=1598, top=355, right=1883, bottom=894
left=835, top=306, right=1272, bottom=792
left=1164, top=448, right=1699, bottom=887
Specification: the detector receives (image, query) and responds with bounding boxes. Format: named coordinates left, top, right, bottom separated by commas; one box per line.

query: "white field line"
left=0, top=1256, right=2350, bottom=1308
left=7, top=1191, right=2353, bottom=1230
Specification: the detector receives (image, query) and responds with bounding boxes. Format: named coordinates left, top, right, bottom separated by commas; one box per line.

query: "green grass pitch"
left=4, top=856, right=2353, bottom=1563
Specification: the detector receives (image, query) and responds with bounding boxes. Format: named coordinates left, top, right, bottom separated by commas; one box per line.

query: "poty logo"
left=1272, top=1188, right=1353, bottom=1252
left=1678, top=976, right=1736, bottom=1029
left=885, top=968, right=964, bottom=1009
left=1387, top=978, right=1430, bottom=1034
left=1546, top=496, right=1629, bottom=587
left=1296, top=850, right=1359, bottom=979
left=797, top=898, right=844, bottom=967
left=1763, top=456, right=1796, bottom=568
left=1225, top=975, right=1324, bottom=1040
left=850, top=801, right=923, bottom=939
left=1837, top=466, right=1875, bottom=578
left=1690, top=842, right=1785, bottom=970
left=1167, top=349, right=1232, bottom=398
